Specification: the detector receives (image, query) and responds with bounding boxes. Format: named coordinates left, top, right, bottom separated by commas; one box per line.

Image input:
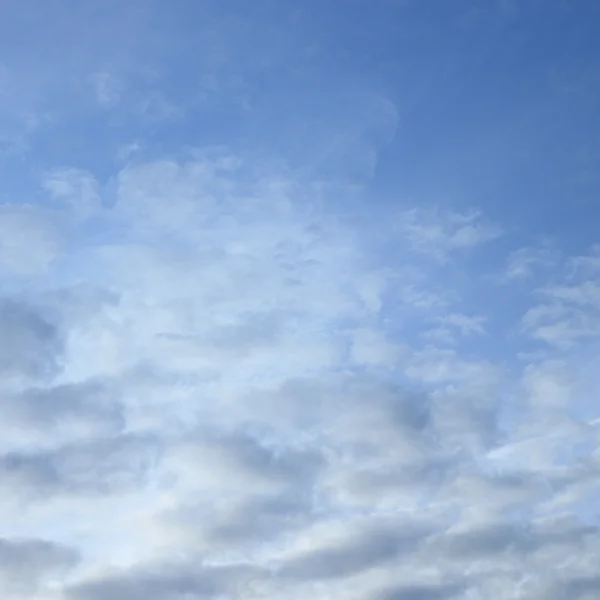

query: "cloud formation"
left=1, top=2, right=600, bottom=600
left=0, top=146, right=597, bottom=600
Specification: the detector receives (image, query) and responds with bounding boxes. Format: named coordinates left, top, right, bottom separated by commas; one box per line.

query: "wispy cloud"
left=521, top=246, right=600, bottom=347
left=394, top=207, right=502, bottom=262
left=503, top=241, right=558, bottom=282
left=0, top=206, right=62, bottom=275
left=88, top=72, right=124, bottom=109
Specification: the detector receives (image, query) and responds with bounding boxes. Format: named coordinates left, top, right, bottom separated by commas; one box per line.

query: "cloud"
left=0, top=433, right=158, bottom=507
left=437, top=313, right=486, bottom=336
left=521, top=246, right=600, bottom=347
left=0, top=379, right=124, bottom=452
left=1, top=146, right=599, bottom=600
left=201, top=492, right=314, bottom=549
left=422, top=313, right=487, bottom=346
left=88, top=72, right=123, bottom=109
left=1, top=3, right=600, bottom=599
left=277, top=523, right=427, bottom=581
left=394, top=207, right=502, bottom=262
left=43, top=168, right=102, bottom=220
left=0, top=298, right=62, bottom=383
left=569, top=245, right=600, bottom=275
left=503, top=241, right=558, bottom=281
left=0, top=537, right=79, bottom=597
left=0, top=206, right=62, bottom=275
left=0, top=149, right=594, bottom=599
left=377, top=582, right=464, bottom=600
left=170, top=429, right=322, bottom=490
left=64, top=561, right=265, bottom=600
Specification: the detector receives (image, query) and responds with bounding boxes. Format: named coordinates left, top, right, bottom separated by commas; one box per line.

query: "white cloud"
left=439, top=313, right=486, bottom=335
left=521, top=246, right=600, bottom=347
left=394, top=207, right=502, bottom=262
left=503, top=241, right=558, bottom=281
left=43, top=168, right=101, bottom=220
left=569, top=244, right=600, bottom=275
left=0, top=206, right=62, bottom=275
left=423, top=313, right=486, bottom=345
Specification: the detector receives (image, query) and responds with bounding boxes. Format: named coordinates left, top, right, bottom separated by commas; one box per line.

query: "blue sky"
left=1, top=1, right=600, bottom=599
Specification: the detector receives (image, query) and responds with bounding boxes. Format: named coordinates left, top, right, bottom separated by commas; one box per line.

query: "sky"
left=1, top=1, right=600, bottom=599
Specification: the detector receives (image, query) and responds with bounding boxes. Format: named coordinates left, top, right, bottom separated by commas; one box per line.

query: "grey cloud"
left=152, top=309, right=289, bottom=357
left=231, top=375, right=452, bottom=513
left=434, top=521, right=536, bottom=559
left=155, top=429, right=324, bottom=552
left=561, top=575, right=600, bottom=600
left=423, top=511, right=600, bottom=575
left=278, top=525, right=430, bottom=581
left=67, top=570, right=213, bottom=600
left=0, top=537, right=79, bottom=594
left=336, top=454, right=455, bottom=503
left=204, top=492, right=314, bottom=547
left=377, top=582, right=464, bottom=600
left=169, top=427, right=324, bottom=491
left=204, top=309, right=288, bottom=352
left=211, top=430, right=323, bottom=485
left=65, top=562, right=265, bottom=600
left=3, top=379, right=124, bottom=441
left=238, top=375, right=434, bottom=455
left=430, top=394, right=501, bottom=455
left=0, top=433, right=159, bottom=501
left=42, top=284, right=120, bottom=327
left=0, top=451, right=62, bottom=499
left=0, top=298, right=62, bottom=381
left=446, top=472, right=550, bottom=514
left=531, top=515, right=598, bottom=549
left=237, top=376, right=335, bottom=432
left=327, top=377, right=433, bottom=452
left=348, top=378, right=431, bottom=431
left=53, top=434, right=160, bottom=493
left=0, top=206, right=62, bottom=272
